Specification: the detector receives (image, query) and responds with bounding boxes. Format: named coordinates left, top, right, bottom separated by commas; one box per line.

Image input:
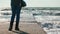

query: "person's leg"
left=9, top=6, right=16, bottom=31
left=15, top=7, right=21, bottom=30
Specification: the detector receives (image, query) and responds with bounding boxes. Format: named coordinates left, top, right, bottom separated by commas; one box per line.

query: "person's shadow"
left=12, top=30, right=29, bottom=34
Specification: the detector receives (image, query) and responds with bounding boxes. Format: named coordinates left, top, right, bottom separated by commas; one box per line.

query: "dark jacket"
left=11, top=0, right=26, bottom=7
left=11, top=0, right=22, bottom=6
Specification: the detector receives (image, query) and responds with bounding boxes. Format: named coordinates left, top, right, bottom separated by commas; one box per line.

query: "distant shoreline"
left=1, top=7, right=60, bottom=11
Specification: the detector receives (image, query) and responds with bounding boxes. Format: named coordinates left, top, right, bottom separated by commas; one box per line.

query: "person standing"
left=9, top=0, right=26, bottom=31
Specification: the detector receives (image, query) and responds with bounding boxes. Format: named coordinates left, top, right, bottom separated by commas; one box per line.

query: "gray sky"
left=0, top=0, right=60, bottom=8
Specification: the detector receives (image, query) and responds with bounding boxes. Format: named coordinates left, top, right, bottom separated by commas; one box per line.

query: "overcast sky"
left=0, top=0, right=60, bottom=8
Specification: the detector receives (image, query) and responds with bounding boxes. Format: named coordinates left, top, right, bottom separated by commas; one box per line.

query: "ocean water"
left=0, top=10, right=35, bottom=21
left=0, top=9, right=60, bottom=21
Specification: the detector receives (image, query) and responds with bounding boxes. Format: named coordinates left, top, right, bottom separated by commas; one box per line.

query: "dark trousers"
left=9, top=5, right=21, bottom=29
